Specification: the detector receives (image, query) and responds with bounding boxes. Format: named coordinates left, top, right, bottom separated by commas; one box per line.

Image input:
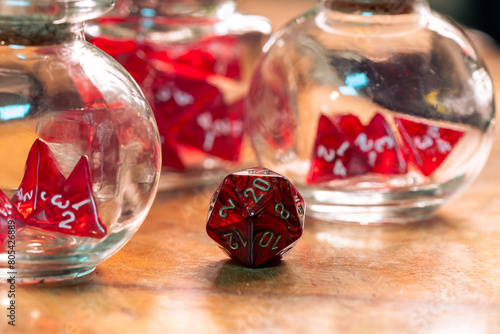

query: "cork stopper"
left=321, top=0, right=420, bottom=15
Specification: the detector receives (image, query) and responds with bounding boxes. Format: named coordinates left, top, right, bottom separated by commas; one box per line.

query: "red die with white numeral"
left=395, top=117, right=464, bottom=176
left=206, top=167, right=305, bottom=267
left=246, top=1, right=494, bottom=224
left=308, top=113, right=406, bottom=184
left=308, top=115, right=370, bottom=184
left=89, top=3, right=271, bottom=189
left=337, top=113, right=406, bottom=175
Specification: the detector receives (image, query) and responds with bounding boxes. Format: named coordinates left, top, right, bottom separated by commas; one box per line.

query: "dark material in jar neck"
left=127, top=0, right=237, bottom=17
left=320, top=0, right=425, bottom=14
left=0, top=22, right=85, bottom=46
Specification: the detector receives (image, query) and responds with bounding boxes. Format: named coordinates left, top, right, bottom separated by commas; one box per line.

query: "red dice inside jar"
left=0, top=0, right=160, bottom=282
left=206, top=167, right=305, bottom=267
left=247, top=0, right=494, bottom=224
left=88, top=0, right=271, bottom=188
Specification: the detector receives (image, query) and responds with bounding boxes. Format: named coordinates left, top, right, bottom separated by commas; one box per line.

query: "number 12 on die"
left=222, top=229, right=282, bottom=251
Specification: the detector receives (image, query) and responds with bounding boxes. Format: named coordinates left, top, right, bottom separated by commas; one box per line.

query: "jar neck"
left=0, top=22, right=85, bottom=46
left=0, top=0, right=112, bottom=45
left=0, top=0, right=113, bottom=22
left=126, top=0, right=238, bottom=18
left=319, top=0, right=428, bottom=15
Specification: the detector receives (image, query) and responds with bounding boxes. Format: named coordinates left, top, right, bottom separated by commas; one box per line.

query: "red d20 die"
left=11, top=139, right=66, bottom=218
left=0, top=190, right=25, bottom=245
left=26, top=156, right=107, bottom=238
left=394, top=117, right=464, bottom=176
left=307, top=115, right=370, bottom=184
left=207, top=167, right=305, bottom=267
left=337, top=113, right=407, bottom=175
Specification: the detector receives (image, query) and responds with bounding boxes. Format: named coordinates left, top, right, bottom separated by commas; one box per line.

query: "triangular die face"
left=336, top=113, right=407, bottom=175
left=361, top=113, right=407, bottom=174
left=151, top=70, right=222, bottom=131
left=206, top=178, right=249, bottom=265
left=176, top=95, right=243, bottom=161
left=334, top=114, right=364, bottom=141
left=12, top=139, right=66, bottom=218
left=276, top=180, right=305, bottom=231
left=210, top=219, right=251, bottom=266
left=206, top=177, right=247, bottom=230
left=228, top=173, right=277, bottom=218
left=308, top=114, right=370, bottom=184
left=250, top=212, right=302, bottom=267
left=395, top=116, right=464, bottom=176
left=25, top=156, right=106, bottom=238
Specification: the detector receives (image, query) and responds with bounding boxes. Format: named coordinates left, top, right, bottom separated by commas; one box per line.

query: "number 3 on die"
left=53, top=196, right=92, bottom=229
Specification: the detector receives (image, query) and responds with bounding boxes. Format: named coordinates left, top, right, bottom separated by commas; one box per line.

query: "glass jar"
left=247, top=0, right=495, bottom=224
left=0, top=0, right=161, bottom=282
left=88, top=0, right=272, bottom=189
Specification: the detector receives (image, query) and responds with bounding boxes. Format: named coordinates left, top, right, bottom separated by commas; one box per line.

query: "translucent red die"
left=206, top=167, right=305, bottom=267
left=338, top=113, right=407, bottom=175
left=26, top=156, right=107, bottom=239
left=307, top=115, right=370, bottom=184
left=90, top=32, right=247, bottom=173
left=11, top=139, right=66, bottom=218
left=395, top=117, right=464, bottom=176
left=0, top=139, right=107, bottom=241
left=308, top=113, right=406, bottom=184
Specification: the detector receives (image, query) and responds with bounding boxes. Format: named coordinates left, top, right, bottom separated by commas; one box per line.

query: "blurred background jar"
left=246, top=0, right=495, bottom=224
left=0, top=0, right=161, bottom=282
left=88, top=0, right=272, bottom=189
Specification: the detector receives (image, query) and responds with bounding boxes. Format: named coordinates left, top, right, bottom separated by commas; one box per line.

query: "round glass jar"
left=247, top=0, right=495, bottom=224
left=87, top=0, right=272, bottom=190
left=0, top=0, right=161, bottom=282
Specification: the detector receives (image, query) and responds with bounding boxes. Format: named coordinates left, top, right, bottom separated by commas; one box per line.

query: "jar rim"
left=0, top=0, right=115, bottom=23
left=319, top=0, right=426, bottom=14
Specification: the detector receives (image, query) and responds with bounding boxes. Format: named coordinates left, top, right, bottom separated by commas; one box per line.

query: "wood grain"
left=3, top=1, right=500, bottom=333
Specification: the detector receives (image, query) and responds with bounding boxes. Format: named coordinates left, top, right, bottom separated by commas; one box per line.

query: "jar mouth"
left=121, top=0, right=236, bottom=18
left=320, top=0, right=423, bottom=15
left=0, top=0, right=114, bottom=24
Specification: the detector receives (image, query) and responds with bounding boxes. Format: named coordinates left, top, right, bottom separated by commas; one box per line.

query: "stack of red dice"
left=308, top=113, right=464, bottom=183
left=91, top=22, right=246, bottom=171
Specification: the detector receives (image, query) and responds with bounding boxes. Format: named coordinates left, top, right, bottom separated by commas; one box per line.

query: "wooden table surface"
left=4, top=1, right=500, bottom=333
